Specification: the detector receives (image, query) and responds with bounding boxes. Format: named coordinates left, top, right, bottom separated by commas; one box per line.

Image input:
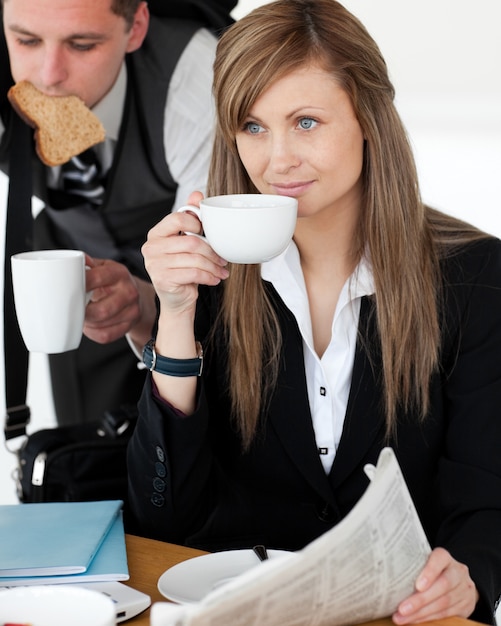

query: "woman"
left=127, top=0, right=501, bottom=622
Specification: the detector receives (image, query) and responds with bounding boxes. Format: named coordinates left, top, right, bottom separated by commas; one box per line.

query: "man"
left=0, top=0, right=236, bottom=424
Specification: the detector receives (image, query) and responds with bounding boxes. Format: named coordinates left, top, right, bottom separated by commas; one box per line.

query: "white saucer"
left=158, top=549, right=290, bottom=604
left=0, top=585, right=115, bottom=626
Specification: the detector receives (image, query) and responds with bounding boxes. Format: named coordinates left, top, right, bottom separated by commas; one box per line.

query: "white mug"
left=0, top=585, right=115, bottom=626
left=11, top=249, right=88, bottom=354
left=177, top=194, right=298, bottom=264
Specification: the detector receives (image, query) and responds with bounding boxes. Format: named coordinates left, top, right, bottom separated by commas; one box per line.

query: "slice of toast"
left=7, top=81, right=106, bottom=166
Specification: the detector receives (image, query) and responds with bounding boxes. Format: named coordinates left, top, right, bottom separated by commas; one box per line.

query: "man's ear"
left=125, top=1, right=150, bottom=53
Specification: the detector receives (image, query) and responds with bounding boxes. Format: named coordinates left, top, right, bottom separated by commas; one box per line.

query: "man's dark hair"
left=110, top=0, right=142, bottom=29
left=0, top=0, right=140, bottom=26
left=1, top=0, right=237, bottom=33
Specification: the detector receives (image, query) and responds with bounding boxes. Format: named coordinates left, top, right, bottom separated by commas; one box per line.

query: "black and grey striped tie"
left=61, top=149, right=104, bottom=206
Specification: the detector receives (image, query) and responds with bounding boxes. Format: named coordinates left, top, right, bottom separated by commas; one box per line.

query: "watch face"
left=142, top=341, right=155, bottom=371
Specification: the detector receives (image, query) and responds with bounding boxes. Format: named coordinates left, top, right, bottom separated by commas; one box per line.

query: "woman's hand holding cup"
left=142, top=191, right=230, bottom=317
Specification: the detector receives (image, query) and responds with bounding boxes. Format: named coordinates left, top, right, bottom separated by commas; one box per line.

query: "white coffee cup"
left=11, top=249, right=88, bottom=354
left=177, top=194, right=298, bottom=264
left=0, top=585, right=115, bottom=626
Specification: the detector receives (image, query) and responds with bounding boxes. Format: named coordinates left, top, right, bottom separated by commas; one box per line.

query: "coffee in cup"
left=177, top=193, right=298, bottom=264
left=11, top=249, right=89, bottom=354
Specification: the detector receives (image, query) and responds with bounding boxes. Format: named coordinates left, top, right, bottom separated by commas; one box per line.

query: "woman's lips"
left=270, top=181, right=313, bottom=197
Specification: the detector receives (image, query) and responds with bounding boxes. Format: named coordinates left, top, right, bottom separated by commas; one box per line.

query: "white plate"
left=158, top=549, right=289, bottom=604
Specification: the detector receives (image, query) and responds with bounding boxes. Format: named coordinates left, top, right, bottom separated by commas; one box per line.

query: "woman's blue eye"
left=246, top=122, right=263, bottom=134
left=298, top=117, right=317, bottom=130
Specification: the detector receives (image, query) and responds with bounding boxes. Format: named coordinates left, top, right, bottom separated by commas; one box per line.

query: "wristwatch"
left=142, top=339, right=203, bottom=377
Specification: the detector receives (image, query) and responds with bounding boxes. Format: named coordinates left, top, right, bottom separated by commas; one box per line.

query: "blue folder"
left=0, top=500, right=123, bottom=578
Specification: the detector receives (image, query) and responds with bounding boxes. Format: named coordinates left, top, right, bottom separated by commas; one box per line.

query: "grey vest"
left=33, top=16, right=206, bottom=280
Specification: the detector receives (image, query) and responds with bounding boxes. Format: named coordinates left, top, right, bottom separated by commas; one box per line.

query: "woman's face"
left=235, top=63, right=365, bottom=223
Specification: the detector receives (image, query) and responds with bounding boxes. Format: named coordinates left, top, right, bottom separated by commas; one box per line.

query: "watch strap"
left=143, top=340, right=203, bottom=377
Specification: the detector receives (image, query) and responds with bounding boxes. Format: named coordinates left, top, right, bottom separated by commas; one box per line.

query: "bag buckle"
left=4, top=405, right=31, bottom=500
left=99, top=405, right=137, bottom=439
left=4, top=404, right=31, bottom=450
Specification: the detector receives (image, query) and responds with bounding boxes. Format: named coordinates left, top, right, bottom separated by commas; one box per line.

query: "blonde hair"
left=208, top=0, right=489, bottom=448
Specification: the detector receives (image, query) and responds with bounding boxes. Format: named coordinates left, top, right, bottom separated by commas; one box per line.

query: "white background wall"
left=1, top=0, right=500, bottom=506
left=233, top=0, right=501, bottom=231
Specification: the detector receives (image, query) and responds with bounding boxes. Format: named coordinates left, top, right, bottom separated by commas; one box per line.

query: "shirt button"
left=320, top=386, right=326, bottom=396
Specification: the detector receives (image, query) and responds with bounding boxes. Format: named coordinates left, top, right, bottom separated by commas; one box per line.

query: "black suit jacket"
left=128, top=237, right=501, bottom=623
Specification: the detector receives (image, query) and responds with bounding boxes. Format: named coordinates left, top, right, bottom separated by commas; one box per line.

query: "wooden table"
left=124, top=533, right=206, bottom=624
left=123, top=534, right=486, bottom=626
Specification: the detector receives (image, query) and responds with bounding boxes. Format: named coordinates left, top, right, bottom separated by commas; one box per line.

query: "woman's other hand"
left=393, top=547, right=479, bottom=624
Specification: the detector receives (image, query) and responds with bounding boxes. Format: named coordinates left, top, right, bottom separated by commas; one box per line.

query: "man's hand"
left=83, top=255, right=156, bottom=350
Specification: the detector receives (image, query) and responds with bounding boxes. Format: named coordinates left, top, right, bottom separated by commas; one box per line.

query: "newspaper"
left=151, top=447, right=431, bottom=626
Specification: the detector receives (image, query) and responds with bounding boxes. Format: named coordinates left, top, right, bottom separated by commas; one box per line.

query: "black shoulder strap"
left=3, top=111, right=33, bottom=442
left=0, top=6, right=12, bottom=117
left=147, top=0, right=237, bottom=34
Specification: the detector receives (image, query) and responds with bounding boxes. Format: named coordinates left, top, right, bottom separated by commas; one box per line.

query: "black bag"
left=13, top=405, right=137, bottom=504
left=148, top=0, right=237, bottom=33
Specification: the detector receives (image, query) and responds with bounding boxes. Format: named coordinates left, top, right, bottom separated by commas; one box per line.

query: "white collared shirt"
left=261, top=243, right=375, bottom=473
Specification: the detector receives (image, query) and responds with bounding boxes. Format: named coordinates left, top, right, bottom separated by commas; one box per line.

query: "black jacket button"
left=151, top=492, right=165, bottom=507
left=316, top=501, right=336, bottom=522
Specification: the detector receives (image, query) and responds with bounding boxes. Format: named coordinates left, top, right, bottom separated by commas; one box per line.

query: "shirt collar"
left=261, top=240, right=375, bottom=361
left=261, top=241, right=375, bottom=302
left=91, top=62, right=127, bottom=142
